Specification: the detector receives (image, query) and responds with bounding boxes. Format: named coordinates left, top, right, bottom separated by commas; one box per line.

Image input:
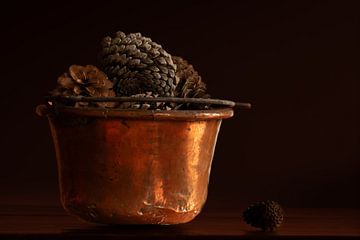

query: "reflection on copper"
left=37, top=106, right=233, bottom=224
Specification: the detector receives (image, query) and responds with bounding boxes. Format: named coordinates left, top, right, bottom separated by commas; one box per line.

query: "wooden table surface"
left=1, top=203, right=359, bottom=239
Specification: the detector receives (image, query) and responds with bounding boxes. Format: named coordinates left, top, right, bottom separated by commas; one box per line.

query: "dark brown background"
left=0, top=0, right=358, bottom=208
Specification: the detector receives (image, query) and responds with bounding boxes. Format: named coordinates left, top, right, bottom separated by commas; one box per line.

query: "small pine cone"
left=173, top=56, right=208, bottom=98
left=172, top=56, right=209, bottom=109
left=99, top=31, right=178, bottom=97
left=243, top=200, right=284, bottom=231
left=51, top=65, right=116, bottom=108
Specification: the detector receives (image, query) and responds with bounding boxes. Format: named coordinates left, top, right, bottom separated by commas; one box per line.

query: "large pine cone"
left=51, top=65, right=116, bottom=108
left=117, top=91, right=171, bottom=111
left=99, top=31, right=178, bottom=97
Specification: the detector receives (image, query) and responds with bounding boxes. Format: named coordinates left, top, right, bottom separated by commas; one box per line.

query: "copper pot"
left=37, top=105, right=233, bottom=224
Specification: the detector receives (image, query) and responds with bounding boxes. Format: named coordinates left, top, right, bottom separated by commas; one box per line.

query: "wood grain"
left=0, top=204, right=359, bottom=239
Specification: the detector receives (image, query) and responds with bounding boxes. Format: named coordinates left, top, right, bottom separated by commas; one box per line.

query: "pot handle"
left=45, top=96, right=252, bottom=109
left=36, top=104, right=50, bottom=117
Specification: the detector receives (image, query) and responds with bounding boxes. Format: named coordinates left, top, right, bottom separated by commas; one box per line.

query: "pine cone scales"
left=117, top=91, right=171, bottom=110
left=173, top=56, right=209, bottom=99
left=99, top=31, right=178, bottom=97
left=243, top=200, right=284, bottom=231
left=50, top=32, right=212, bottom=110
left=51, top=65, right=116, bottom=108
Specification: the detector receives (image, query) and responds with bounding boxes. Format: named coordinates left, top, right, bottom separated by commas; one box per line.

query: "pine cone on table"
left=51, top=65, right=116, bottom=108
left=99, top=31, right=178, bottom=98
left=243, top=200, right=284, bottom=231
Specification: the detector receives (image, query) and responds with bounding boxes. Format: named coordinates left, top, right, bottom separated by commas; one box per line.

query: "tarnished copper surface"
left=41, top=105, right=233, bottom=224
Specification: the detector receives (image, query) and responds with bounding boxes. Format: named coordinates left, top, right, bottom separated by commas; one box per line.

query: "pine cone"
left=118, top=92, right=171, bottom=111
left=173, top=56, right=208, bottom=98
left=99, top=31, right=178, bottom=97
left=172, top=56, right=209, bottom=109
left=243, top=200, right=284, bottom=231
left=51, top=65, right=116, bottom=108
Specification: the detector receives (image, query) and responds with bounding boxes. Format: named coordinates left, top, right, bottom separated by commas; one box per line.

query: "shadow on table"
left=62, top=225, right=283, bottom=240
left=62, top=224, right=193, bottom=239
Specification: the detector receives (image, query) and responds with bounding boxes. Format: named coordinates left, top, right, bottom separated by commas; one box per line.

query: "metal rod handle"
left=46, top=96, right=251, bottom=109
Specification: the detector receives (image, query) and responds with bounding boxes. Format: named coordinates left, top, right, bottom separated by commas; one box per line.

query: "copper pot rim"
left=48, top=106, right=234, bottom=121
